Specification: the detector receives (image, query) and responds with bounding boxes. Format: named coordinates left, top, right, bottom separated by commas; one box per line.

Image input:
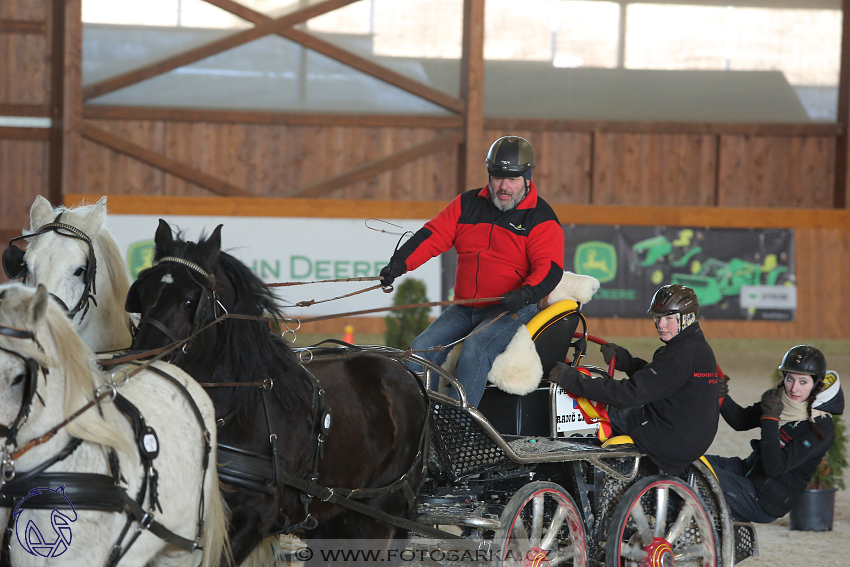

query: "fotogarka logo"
left=13, top=486, right=77, bottom=558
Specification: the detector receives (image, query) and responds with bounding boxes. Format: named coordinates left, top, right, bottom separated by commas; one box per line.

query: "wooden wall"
left=0, top=0, right=51, bottom=235
left=71, top=115, right=839, bottom=210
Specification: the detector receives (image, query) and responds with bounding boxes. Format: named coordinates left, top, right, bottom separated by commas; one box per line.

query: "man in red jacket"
left=379, top=136, right=564, bottom=407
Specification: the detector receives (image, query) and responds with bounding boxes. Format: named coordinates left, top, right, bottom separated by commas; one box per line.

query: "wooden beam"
left=0, top=104, right=50, bottom=117
left=204, top=0, right=464, bottom=114
left=79, top=105, right=840, bottom=137
left=83, top=105, right=462, bottom=128
left=284, top=131, right=464, bottom=198
left=49, top=0, right=67, bottom=205
left=458, top=0, right=486, bottom=193
left=59, top=0, right=83, bottom=197
left=78, top=122, right=251, bottom=197
left=0, top=20, right=46, bottom=34
left=63, top=194, right=850, bottom=230
left=82, top=0, right=359, bottom=101
left=836, top=0, right=850, bottom=208
left=0, top=127, right=50, bottom=140
left=485, top=117, right=841, bottom=137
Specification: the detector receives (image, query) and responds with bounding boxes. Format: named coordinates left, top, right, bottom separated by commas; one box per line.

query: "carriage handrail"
left=295, top=345, right=650, bottom=468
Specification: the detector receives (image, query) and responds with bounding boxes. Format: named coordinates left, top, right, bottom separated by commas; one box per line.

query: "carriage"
left=286, top=299, right=760, bottom=567
left=1, top=197, right=761, bottom=567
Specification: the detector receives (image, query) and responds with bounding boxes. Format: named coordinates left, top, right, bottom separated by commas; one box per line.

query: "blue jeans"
left=410, top=303, right=539, bottom=407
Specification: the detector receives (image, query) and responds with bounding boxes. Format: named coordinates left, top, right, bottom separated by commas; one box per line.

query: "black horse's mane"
left=157, top=231, right=310, bottom=420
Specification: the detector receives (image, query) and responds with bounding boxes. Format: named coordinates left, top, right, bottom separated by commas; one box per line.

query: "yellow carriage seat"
left=478, top=299, right=586, bottom=437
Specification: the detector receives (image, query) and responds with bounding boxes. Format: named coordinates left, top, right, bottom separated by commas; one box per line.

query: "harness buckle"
left=140, top=511, right=154, bottom=530
left=320, top=488, right=334, bottom=502
left=262, top=377, right=274, bottom=391
left=0, top=451, right=15, bottom=484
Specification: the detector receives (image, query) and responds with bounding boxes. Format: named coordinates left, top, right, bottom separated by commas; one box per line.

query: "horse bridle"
left=2, top=213, right=99, bottom=320
left=129, top=256, right=224, bottom=355
left=0, top=324, right=47, bottom=484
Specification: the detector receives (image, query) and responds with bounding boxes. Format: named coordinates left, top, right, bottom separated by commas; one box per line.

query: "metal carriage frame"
left=320, top=345, right=758, bottom=567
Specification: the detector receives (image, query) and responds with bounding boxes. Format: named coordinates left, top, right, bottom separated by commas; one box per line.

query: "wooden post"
left=51, top=0, right=83, bottom=200
left=458, top=0, right=486, bottom=194
left=835, top=0, right=850, bottom=209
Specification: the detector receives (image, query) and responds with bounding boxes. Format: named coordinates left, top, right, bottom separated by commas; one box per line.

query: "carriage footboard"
left=733, top=521, right=758, bottom=564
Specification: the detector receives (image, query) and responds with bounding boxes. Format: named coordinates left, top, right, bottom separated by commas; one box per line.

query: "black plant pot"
left=789, top=488, right=837, bottom=531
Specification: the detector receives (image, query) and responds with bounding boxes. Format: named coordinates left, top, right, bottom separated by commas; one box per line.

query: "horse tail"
left=199, top=468, right=232, bottom=567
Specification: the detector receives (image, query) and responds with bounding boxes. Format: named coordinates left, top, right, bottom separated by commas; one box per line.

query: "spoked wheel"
left=606, top=476, right=717, bottom=567
left=494, top=481, right=587, bottom=567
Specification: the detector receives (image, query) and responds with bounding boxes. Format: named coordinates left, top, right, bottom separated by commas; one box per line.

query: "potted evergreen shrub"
left=384, top=278, right=430, bottom=349
left=789, top=407, right=847, bottom=531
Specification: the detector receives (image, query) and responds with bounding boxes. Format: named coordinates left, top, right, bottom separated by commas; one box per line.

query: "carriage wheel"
left=494, top=481, right=587, bottom=567
left=605, top=476, right=717, bottom=567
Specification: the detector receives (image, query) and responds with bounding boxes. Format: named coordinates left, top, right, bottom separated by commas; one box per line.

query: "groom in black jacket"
left=549, top=284, right=720, bottom=476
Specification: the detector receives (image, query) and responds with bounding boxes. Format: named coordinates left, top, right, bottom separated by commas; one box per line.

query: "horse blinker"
left=2, top=243, right=27, bottom=280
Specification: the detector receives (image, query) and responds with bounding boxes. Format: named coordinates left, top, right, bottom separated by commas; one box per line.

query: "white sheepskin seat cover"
left=442, top=272, right=600, bottom=396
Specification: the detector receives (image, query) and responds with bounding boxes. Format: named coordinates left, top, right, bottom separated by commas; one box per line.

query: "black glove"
left=600, top=342, right=621, bottom=365
left=500, top=285, right=534, bottom=314
left=379, top=259, right=406, bottom=287
left=548, top=362, right=586, bottom=390
left=717, top=374, right=729, bottom=398
left=760, top=388, right=784, bottom=420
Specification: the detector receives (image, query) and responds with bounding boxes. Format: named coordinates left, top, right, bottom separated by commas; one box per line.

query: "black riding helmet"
left=486, top=136, right=536, bottom=179
left=779, top=345, right=827, bottom=383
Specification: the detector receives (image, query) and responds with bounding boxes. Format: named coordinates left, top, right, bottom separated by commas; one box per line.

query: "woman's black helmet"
left=486, top=136, right=536, bottom=178
left=647, top=284, right=699, bottom=317
left=779, top=345, right=827, bottom=382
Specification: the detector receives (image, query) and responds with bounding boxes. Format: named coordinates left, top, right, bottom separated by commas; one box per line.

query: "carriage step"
left=415, top=514, right=501, bottom=530
left=733, top=521, right=759, bottom=564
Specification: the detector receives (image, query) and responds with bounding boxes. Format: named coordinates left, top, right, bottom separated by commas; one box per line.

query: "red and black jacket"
left=393, top=181, right=564, bottom=306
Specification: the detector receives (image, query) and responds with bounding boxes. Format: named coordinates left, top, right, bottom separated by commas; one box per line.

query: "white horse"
left=0, top=283, right=228, bottom=567
left=8, top=196, right=135, bottom=352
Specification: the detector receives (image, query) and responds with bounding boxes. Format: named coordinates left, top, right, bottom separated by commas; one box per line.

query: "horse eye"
left=11, top=373, right=25, bottom=386
left=74, top=267, right=86, bottom=277
left=184, top=299, right=196, bottom=309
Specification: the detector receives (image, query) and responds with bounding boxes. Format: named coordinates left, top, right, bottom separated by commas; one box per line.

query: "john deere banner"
left=439, top=225, right=796, bottom=321
left=565, top=226, right=796, bottom=321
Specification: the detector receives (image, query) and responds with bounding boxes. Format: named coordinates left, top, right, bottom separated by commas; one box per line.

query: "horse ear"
left=30, top=195, right=54, bottom=230
left=29, top=284, right=50, bottom=324
left=154, top=219, right=173, bottom=250
left=79, top=196, right=107, bottom=236
left=200, top=224, right=223, bottom=266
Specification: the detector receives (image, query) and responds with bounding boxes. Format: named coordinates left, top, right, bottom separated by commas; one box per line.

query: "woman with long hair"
left=707, top=345, right=843, bottom=523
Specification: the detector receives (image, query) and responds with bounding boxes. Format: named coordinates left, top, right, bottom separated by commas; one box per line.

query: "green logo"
left=126, top=240, right=155, bottom=279
left=574, top=241, right=617, bottom=283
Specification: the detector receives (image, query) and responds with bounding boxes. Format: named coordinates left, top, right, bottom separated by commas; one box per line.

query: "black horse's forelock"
left=153, top=231, right=308, bottom=421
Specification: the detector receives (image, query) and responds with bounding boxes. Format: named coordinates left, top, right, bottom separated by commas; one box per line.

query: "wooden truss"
left=59, top=0, right=486, bottom=198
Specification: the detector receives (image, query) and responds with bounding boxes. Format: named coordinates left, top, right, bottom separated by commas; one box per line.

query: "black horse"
left=126, top=220, right=430, bottom=565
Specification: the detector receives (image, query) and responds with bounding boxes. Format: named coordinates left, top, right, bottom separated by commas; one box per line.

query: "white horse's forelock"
left=0, top=284, right=132, bottom=455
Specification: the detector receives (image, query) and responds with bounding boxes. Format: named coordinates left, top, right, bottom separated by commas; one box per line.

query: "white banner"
left=107, top=215, right=441, bottom=318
